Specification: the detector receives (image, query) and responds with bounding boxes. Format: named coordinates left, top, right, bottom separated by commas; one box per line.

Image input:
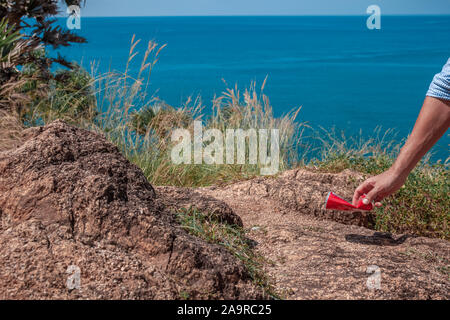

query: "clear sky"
left=69, top=0, right=450, bottom=17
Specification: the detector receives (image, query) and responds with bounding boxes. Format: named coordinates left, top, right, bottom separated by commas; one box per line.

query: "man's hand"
left=352, top=169, right=407, bottom=207
left=352, top=96, right=450, bottom=208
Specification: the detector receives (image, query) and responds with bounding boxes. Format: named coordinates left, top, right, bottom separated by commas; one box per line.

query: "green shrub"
left=17, top=60, right=97, bottom=126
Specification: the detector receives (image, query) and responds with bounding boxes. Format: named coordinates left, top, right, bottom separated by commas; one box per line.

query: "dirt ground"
left=198, top=169, right=450, bottom=299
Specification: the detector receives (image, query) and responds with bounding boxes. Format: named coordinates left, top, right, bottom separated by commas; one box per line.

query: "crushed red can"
left=325, top=192, right=373, bottom=211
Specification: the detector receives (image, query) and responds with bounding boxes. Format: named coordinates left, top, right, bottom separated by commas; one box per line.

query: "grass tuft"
left=176, top=208, right=279, bottom=299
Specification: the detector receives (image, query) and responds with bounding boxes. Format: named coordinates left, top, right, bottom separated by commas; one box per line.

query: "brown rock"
left=211, top=169, right=374, bottom=227
left=0, top=120, right=262, bottom=300
left=155, top=186, right=243, bottom=227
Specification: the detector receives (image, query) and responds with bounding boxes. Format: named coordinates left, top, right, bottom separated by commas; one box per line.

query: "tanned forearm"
left=353, top=96, right=450, bottom=206
left=390, top=96, right=450, bottom=179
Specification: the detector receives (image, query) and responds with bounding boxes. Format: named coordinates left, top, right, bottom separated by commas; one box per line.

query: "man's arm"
left=352, top=96, right=450, bottom=206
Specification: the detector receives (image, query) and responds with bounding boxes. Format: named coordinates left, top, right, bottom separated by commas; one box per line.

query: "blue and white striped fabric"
left=426, top=57, right=450, bottom=101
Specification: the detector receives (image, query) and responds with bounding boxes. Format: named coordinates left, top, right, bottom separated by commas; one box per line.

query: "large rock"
left=0, top=120, right=262, bottom=299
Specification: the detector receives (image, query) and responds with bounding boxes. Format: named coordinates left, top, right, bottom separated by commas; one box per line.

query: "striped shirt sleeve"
left=426, top=57, right=450, bottom=101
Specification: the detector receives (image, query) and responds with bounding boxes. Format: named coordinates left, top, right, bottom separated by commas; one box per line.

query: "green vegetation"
left=312, top=127, right=449, bottom=239
left=18, top=61, right=97, bottom=125
left=0, top=1, right=87, bottom=113
left=176, top=208, right=278, bottom=298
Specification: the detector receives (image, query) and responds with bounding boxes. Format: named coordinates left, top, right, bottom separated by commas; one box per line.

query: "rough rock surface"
left=155, top=186, right=243, bottom=227
left=210, top=169, right=375, bottom=227
left=199, top=169, right=450, bottom=299
left=0, top=120, right=262, bottom=299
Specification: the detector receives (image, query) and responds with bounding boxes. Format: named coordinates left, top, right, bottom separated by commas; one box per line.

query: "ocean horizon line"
left=57, top=14, right=450, bottom=18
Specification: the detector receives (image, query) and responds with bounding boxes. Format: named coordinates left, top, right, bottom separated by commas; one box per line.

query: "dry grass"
left=0, top=110, right=24, bottom=152
left=81, top=36, right=304, bottom=187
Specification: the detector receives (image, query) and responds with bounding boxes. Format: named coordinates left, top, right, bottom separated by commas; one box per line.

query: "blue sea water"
left=56, top=16, right=450, bottom=161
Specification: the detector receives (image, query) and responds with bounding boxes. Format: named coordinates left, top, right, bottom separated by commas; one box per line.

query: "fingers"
left=352, top=180, right=374, bottom=206
left=364, top=187, right=380, bottom=204
left=363, top=191, right=384, bottom=207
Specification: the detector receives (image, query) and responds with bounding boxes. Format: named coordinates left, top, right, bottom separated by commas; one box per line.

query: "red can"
left=325, top=192, right=373, bottom=211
